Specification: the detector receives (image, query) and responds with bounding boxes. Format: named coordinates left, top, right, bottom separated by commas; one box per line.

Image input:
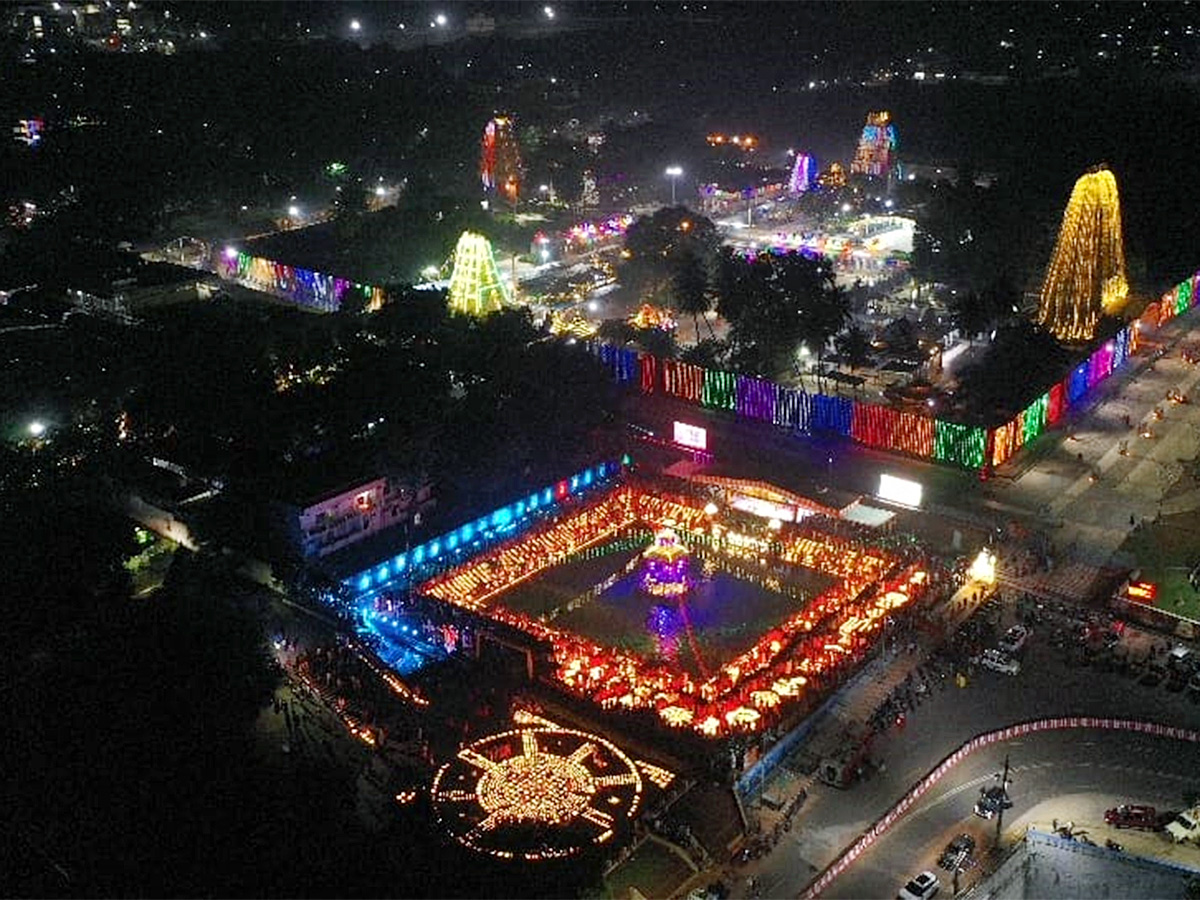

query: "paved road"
left=823, top=728, right=1200, bottom=900
left=725, top=592, right=1200, bottom=900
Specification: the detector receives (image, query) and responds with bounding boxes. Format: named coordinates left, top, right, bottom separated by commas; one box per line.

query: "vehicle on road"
left=937, top=833, right=976, bottom=870
left=972, top=648, right=1021, bottom=675
left=897, top=870, right=940, bottom=900
left=998, top=624, right=1031, bottom=654
left=973, top=786, right=1013, bottom=819
left=1104, top=804, right=1158, bottom=830
left=1166, top=806, right=1200, bottom=843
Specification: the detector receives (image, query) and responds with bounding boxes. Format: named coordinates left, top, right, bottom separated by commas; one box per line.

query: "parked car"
left=972, top=648, right=1021, bottom=675
left=974, top=786, right=1013, bottom=819
left=1167, top=646, right=1193, bottom=670
left=937, top=833, right=976, bottom=870
left=1104, top=804, right=1158, bottom=830
left=998, top=624, right=1031, bottom=654
left=897, top=870, right=940, bottom=900
left=1166, top=806, right=1200, bottom=843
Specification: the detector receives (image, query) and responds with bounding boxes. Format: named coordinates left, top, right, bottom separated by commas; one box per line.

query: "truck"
left=1165, top=806, right=1200, bottom=843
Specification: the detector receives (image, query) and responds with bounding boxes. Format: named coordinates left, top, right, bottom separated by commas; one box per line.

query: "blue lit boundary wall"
left=345, top=460, right=623, bottom=599
left=217, top=248, right=386, bottom=313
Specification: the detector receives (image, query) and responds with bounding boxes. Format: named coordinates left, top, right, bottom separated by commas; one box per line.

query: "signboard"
left=672, top=421, right=707, bottom=451
left=730, top=494, right=797, bottom=523
left=878, top=473, right=922, bottom=508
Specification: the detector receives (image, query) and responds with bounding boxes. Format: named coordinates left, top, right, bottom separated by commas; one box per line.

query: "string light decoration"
left=431, top=726, right=644, bottom=860
left=447, top=231, right=509, bottom=316
left=480, top=116, right=523, bottom=207
left=219, top=248, right=384, bottom=312
left=416, top=484, right=928, bottom=738
left=639, top=529, right=692, bottom=597
left=579, top=170, right=599, bottom=209
left=1037, top=165, right=1129, bottom=342
left=789, top=153, right=818, bottom=194
left=819, top=162, right=847, bottom=190
left=849, top=112, right=897, bottom=177
left=628, top=304, right=676, bottom=331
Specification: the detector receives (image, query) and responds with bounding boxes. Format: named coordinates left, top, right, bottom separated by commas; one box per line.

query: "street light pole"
left=995, top=752, right=1011, bottom=840
left=665, top=165, right=683, bottom=205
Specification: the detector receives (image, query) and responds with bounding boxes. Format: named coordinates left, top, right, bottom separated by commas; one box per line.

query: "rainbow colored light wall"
left=589, top=267, right=1200, bottom=473
left=218, top=249, right=385, bottom=313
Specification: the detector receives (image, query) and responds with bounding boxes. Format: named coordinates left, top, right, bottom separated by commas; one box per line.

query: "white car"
left=897, top=870, right=940, bottom=900
left=975, top=648, right=1021, bottom=676
left=998, top=624, right=1031, bottom=654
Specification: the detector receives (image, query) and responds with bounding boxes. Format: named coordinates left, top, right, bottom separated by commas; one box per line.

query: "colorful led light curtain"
left=702, top=370, right=736, bottom=411
left=220, top=250, right=384, bottom=312
left=934, top=421, right=987, bottom=469
left=736, top=375, right=777, bottom=421
left=773, top=386, right=811, bottom=431
left=1048, top=382, right=1065, bottom=426
left=1177, top=279, right=1193, bottom=317
left=586, top=283, right=1198, bottom=472
left=810, top=394, right=853, bottom=436
left=639, top=352, right=657, bottom=393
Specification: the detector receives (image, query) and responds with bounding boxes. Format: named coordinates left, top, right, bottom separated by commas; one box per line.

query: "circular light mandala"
left=432, top=727, right=643, bottom=861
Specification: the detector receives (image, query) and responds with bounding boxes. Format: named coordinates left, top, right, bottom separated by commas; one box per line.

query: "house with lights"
left=281, top=475, right=434, bottom=560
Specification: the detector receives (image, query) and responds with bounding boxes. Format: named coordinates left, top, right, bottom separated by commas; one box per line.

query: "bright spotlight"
left=374, top=185, right=386, bottom=197
left=27, top=421, right=46, bottom=437
left=543, top=5, right=555, bottom=18
left=287, top=205, right=300, bottom=217
left=967, top=550, right=997, bottom=585
left=349, top=18, right=361, bottom=32
left=434, top=12, right=447, bottom=26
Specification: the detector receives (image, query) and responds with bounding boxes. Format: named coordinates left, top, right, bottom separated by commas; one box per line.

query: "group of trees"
left=618, top=207, right=851, bottom=383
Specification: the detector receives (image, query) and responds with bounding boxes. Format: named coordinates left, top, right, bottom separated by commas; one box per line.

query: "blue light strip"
left=345, top=460, right=623, bottom=597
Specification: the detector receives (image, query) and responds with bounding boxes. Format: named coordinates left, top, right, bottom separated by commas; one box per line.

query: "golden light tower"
left=1037, top=165, right=1129, bottom=342
left=447, top=231, right=509, bottom=317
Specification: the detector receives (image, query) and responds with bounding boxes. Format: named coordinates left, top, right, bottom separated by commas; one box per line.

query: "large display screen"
left=878, top=473, right=922, bottom=508
left=673, top=421, right=708, bottom=450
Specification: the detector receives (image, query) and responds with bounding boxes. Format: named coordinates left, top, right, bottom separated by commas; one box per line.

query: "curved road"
left=824, top=728, right=1199, bottom=899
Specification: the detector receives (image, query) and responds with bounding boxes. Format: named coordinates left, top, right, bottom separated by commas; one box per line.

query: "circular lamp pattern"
left=432, top=726, right=643, bottom=861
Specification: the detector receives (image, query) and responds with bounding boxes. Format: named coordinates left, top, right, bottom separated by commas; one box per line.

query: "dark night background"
left=4, top=2, right=1200, bottom=897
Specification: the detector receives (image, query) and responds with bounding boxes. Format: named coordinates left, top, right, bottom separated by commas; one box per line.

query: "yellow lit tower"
left=447, top=231, right=510, bottom=316
left=1037, top=165, right=1129, bottom=343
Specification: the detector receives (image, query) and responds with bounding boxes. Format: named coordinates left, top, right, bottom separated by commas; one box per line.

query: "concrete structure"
left=976, top=828, right=1200, bottom=899
left=283, top=476, right=434, bottom=559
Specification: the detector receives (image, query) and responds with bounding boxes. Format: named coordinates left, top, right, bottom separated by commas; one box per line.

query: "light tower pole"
left=665, top=165, right=683, bottom=205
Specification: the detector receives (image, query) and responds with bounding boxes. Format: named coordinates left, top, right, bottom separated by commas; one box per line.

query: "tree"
left=949, top=291, right=991, bottom=344
left=621, top=207, right=720, bottom=303
left=672, top=247, right=715, bottom=340
left=835, top=325, right=872, bottom=372
left=715, top=250, right=847, bottom=382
